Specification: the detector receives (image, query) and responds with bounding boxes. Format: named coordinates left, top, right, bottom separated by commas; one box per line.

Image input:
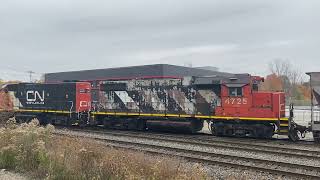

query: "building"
left=195, top=66, right=219, bottom=72
left=44, top=64, right=229, bottom=83
left=44, top=64, right=232, bottom=104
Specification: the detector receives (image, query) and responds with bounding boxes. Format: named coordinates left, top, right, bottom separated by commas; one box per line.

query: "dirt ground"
left=0, top=169, right=27, bottom=180
left=0, top=112, right=14, bottom=125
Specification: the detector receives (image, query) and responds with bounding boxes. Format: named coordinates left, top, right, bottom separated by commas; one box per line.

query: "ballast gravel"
left=55, top=129, right=320, bottom=179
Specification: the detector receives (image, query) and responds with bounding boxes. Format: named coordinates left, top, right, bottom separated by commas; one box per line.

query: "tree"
left=268, top=59, right=302, bottom=98
left=261, top=73, right=283, bottom=91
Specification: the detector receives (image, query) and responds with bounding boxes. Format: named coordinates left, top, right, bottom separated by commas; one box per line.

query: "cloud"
left=0, top=0, right=320, bottom=80
left=130, top=44, right=239, bottom=61
left=265, top=40, right=296, bottom=47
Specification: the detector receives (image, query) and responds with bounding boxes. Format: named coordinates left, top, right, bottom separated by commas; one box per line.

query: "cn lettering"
left=27, top=91, right=45, bottom=102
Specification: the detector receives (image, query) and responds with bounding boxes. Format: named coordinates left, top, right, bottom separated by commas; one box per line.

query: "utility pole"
left=27, top=71, right=35, bottom=82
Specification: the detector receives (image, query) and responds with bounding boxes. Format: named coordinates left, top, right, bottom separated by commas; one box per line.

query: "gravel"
left=91, top=138, right=295, bottom=180
left=56, top=129, right=320, bottom=165
left=56, top=129, right=320, bottom=179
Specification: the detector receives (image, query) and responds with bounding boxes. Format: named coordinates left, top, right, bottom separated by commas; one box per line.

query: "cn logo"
left=26, top=90, right=45, bottom=104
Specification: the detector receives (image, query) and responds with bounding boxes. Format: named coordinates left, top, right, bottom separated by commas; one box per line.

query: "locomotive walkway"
left=55, top=128, right=320, bottom=179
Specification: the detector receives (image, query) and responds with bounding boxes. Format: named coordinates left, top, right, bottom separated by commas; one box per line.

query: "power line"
left=26, top=71, right=35, bottom=82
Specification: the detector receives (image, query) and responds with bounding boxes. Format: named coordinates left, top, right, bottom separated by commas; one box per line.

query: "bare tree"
left=269, top=59, right=302, bottom=84
left=38, top=74, right=45, bottom=83
left=269, top=59, right=291, bottom=77
left=268, top=59, right=302, bottom=98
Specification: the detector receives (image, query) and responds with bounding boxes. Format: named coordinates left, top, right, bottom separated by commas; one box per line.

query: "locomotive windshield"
left=229, top=87, right=242, bottom=96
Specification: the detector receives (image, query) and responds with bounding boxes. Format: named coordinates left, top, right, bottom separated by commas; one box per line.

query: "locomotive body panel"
left=3, top=82, right=91, bottom=113
left=98, top=77, right=221, bottom=116
left=215, top=75, right=285, bottom=119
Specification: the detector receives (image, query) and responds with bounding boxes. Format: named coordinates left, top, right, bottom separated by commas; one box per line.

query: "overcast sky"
left=0, top=0, right=319, bottom=81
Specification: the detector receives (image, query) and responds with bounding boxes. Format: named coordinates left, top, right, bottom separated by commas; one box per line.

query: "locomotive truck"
left=0, top=72, right=318, bottom=142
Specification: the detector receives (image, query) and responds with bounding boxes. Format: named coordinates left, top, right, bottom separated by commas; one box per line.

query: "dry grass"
left=48, top=136, right=208, bottom=180
left=0, top=119, right=209, bottom=180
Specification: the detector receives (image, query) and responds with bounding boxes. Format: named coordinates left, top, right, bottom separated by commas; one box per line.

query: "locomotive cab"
left=213, top=74, right=287, bottom=138
left=216, top=74, right=285, bottom=119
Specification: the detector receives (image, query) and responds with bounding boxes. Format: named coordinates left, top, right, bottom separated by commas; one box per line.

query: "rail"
left=54, top=128, right=320, bottom=179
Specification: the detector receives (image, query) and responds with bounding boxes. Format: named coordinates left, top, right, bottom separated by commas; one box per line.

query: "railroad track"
left=57, top=127, right=320, bottom=161
left=55, top=128, right=320, bottom=179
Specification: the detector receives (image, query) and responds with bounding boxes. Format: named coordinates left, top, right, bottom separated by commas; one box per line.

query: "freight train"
left=0, top=73, right=318, bottom=142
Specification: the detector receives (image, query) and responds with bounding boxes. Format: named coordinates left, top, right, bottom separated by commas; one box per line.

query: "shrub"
left=0, top=119, right=208, bottom=180
left=0, top=119, right=53, bottom=177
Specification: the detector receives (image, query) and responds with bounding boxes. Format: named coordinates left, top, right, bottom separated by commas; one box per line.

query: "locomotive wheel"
left=254, top=124, right=274, bottom=139
left=210, top=123, right=217, bottom=135
left=136, top=119, right=146, bottom=131
left=102, top=118, right=111, bottom=128
left=127, top=119, right=138, bottom=130
left=210, top=122, right=224, bottom=136
left=211, top=122, right=274, bottom=139
left=314, top=138, right=320, bottom=143
left=313, top=131, right=320, bottom=143
left=288, top=129, right=299, bottom=142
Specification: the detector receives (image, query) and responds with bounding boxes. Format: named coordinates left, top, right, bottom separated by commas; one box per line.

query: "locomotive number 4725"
left=224, top=97, right=248, bottom=105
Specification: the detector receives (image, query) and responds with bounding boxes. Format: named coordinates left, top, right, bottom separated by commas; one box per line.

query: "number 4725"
left=224, top=98, right=248, bottom=105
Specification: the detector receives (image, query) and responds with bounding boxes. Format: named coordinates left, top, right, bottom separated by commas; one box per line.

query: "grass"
left=0, top=119, right=209, bottom=180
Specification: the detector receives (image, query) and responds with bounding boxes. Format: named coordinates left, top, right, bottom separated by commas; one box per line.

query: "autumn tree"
left=268, top=59, right=302, bottom=99
left=260, top=73, right=283, bottom=91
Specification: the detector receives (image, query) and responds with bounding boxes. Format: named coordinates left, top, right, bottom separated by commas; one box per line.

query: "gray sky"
left=1, top=0, right=319, bottom=81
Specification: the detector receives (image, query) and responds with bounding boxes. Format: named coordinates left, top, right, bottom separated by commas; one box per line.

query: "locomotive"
left=307, top=72, right=320, bottom=142
left=0, top=82, right=91, bottom=125
left=0, top=73, right=313, bottom=141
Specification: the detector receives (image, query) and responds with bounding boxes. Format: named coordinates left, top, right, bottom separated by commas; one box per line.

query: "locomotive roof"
left=307, top=72, right=320, bottom=86
left=192, top=74, right=252, bottom=86
left=44, top=64, right=232, bottom=83
left=306, top=72, right=320, bottom=75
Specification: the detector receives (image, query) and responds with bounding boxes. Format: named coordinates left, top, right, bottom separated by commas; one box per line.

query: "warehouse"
left=44, top=64, right=230, bottom=83
left=44, top=64, right=231, bottom=104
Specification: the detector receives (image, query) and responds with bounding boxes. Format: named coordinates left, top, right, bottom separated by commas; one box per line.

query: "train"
left=1, top=72, right=319, bottom=142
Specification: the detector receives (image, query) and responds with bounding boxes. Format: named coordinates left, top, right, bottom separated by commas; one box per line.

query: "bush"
left=0, top=119, right=53, bottom=177
left=0, top=147, right=17, bottom=169
left=0, top=119, right=208, bottom=180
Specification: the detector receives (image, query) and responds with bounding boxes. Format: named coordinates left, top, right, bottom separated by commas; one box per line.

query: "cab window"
left=229, top=87, right=242, bottom=96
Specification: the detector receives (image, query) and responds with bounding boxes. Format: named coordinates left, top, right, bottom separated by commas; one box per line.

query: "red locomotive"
left=0, top=73, right=295, bottom=140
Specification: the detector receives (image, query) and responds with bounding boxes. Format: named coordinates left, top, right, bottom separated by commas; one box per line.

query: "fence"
left=286, top=106, right=320, bottom=126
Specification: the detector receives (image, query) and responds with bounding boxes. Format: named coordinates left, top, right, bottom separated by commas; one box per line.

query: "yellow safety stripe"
left=3, top=109, right=289, bottom=121
left=92, top=111, right=289, bottom=121
left=279, top=130, right=288, bottom=133
left=15, top=109, right=72, bottom=114
left=280, top=124, right=289, bottom=127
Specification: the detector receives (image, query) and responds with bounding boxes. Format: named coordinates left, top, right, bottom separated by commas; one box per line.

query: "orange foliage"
left=260, top=73, right=283, bottom=91
left=297, top=85, right=311, bottom=100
